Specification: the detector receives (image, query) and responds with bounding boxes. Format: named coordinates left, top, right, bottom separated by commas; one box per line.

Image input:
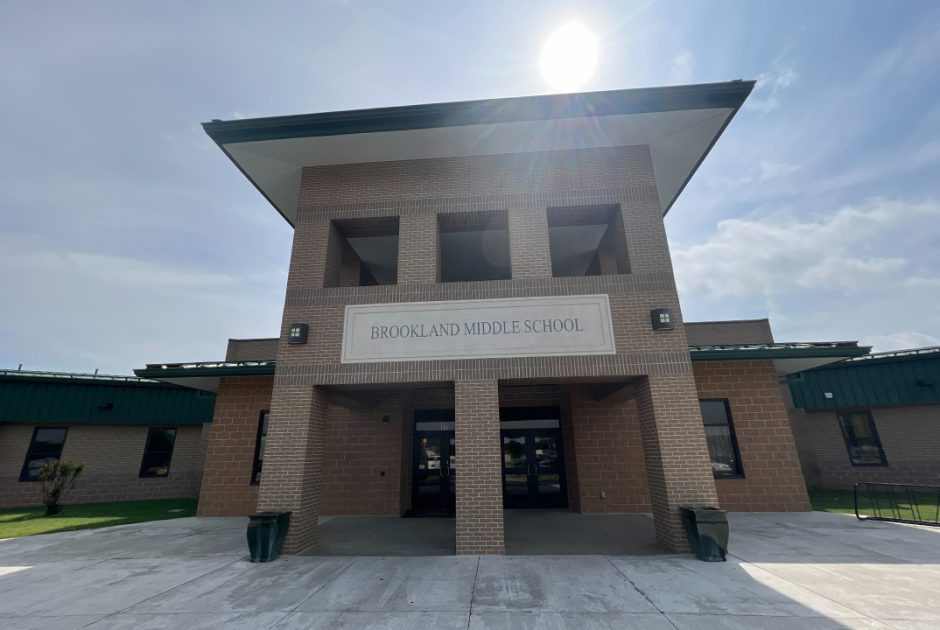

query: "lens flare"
left=540, top=22, right=599, bottom=92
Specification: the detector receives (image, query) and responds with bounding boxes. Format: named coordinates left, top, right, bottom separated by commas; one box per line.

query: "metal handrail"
left=854, top=482, right=940, bottom=526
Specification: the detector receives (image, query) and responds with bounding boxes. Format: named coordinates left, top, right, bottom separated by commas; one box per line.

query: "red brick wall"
left=196, top=376, right=272, bottom=517
left=0, top=423, right=207, bottom=508
left=693, top=361, right=810, bottom=511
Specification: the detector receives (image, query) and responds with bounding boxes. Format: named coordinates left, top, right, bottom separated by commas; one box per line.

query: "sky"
left=1, top=0, right=939, bottom=374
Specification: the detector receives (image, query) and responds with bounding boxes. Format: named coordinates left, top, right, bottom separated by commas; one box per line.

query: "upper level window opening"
left=439, top=210, right=511, bottom=282
left=325, top=216, right=399, bottom=287
left=547, top=205, right=630, bottom=277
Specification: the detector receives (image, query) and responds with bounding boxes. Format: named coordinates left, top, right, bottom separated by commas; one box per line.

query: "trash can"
left=247, top=511, right=292, bottom=562
left=680, top=506, right=728, bottom=562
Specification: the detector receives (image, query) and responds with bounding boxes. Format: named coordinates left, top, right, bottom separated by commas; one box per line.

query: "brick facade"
left=790, top=400, right=940, bottom=488
left=567, top=386, right=651, bottom=513
left=454, top=380, right=505, bottom=554
left=230, top=144, right=723, bottom=554
left=694, top=361, right=810, bottom=511
left=0, top=423, right=208, bottom=508
left=196, top=376, right=272, bottom=517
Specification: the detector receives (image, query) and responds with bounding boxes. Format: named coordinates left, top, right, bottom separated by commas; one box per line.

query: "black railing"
left=854, top=482, right=940, bottom=526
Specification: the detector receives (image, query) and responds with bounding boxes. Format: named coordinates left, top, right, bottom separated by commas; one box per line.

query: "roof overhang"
left=133, top=362, right=276, bottom=393
left=138, top=339, right=868, bottom=392
left=689, top=342, right=871, bottom=376
left=203, top=81, right=755, bottom=226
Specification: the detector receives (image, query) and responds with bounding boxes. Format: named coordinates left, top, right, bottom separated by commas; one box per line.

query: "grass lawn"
left=810, top=488, right=940, bottom=522
left=0, top=497, right=197, bottom=539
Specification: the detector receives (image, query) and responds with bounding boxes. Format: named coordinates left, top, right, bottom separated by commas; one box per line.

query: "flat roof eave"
left=203, top=81, right=755, bottom=226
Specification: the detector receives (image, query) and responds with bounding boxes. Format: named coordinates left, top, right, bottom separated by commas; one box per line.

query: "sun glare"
left=539, top=22, right=598, bottom=92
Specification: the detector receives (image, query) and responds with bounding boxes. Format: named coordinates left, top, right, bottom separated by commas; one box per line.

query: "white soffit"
left=223, top=107, right=734, bottom=224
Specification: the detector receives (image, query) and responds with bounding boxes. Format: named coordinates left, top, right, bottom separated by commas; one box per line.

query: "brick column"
left=288, top=218, right=333, bottom=290
left=398, top=214, right=439, bottom=283
left=507, top=207, right=552, bottom=278
left=454, top=379, right=505, bottom=555
left=255, top=384, right=327, bottom=553
left=636, top=375, right=719, bottom=552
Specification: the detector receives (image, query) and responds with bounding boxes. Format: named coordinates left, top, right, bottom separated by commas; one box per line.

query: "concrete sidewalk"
left=1, top=512, right=939, bottom=628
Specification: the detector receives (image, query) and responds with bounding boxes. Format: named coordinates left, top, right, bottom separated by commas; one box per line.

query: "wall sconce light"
left=650, top=308, right=674, bottom=331
left=382, top=415, right=390, bottom=426
left=288, top=323, right=309, bottom=344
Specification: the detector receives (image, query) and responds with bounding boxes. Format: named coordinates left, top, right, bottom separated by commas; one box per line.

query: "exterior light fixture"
left=382, top=415, right=390, bottom=426
left=650, top=308, right=673, bottom=331
left=288, top=323, right=309, bottom=344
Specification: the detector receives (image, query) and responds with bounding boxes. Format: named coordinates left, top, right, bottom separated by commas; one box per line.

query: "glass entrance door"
left=412, top=410, right=456, bottom=513
left=500, top=407, right=567, bottom=509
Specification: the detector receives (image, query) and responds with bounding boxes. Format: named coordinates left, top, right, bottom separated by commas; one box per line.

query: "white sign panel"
left=341, top=294, right=615, bottom=363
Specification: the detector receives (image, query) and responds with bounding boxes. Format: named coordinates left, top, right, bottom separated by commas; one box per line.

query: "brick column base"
left=636, top=375, right=720, bottom=552
left=454, top=379, right=505, bottom=555
left=255, top=384, right=327, bottom=554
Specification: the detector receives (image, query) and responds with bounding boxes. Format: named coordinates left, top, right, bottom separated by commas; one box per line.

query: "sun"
left=539, top=22, right=599, bottom=92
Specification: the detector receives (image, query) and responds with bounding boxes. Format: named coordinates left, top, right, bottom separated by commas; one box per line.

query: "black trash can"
left=680, top=506, right=728, bottom=562
left=247, top=511, right=292, bottom=563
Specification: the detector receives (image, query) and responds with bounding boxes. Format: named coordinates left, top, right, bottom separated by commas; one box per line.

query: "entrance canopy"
left=202, top=81, right=755, bottom=225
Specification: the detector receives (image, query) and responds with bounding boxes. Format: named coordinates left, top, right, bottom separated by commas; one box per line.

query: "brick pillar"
left=288, top=218, right=333, bottom=290
left=398, top=214, right=439, bottom=283
left=636, top=375, right=719, bottom=552
left=507, top=207, right=552, bottom=278
left=597, top=211, right=630, bottom=275
left=454, top=379, right=505, bottom=555
left=255, top=384, right=327, bottom=553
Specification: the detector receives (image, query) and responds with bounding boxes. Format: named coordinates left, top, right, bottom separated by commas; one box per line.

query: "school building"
left=133, top=82, right=872, bottom=555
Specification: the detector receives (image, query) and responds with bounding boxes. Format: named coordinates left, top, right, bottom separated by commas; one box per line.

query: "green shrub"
left=38, top=460, right=85, bottom=516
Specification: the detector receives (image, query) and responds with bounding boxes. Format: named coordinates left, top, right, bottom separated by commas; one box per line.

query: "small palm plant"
left=38, top=460, right=85, bottom=516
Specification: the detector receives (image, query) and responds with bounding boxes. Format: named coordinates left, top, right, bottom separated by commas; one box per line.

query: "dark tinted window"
left=252, top=411, right=269, bottom=485
left=20, top=427, right=68, bottom=482
left=699, top=400, right=744, bottom=478
left=838, top=411, right=887, bottom=466
left=139, top=428, right=177, bottom=478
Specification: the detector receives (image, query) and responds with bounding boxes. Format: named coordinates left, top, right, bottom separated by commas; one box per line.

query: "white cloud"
left=796, top=256, right=906, bottom=292
left=672, top=197, right=940, bottom=347
left=746, top=65, right=799, bottom=113
left=861, top=332, right=940, bottom=352
left=670, top=51, right=695, bottom=83
left=673, top=197, right=939, bottom=300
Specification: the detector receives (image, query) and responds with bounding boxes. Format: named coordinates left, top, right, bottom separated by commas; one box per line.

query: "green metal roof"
left=0, top=369, right=216, bottom=426
left=688, top=342, right=868, bottom=361
left=788, top=347, right=940, bottom=411
left=135, top=361, right=276, bottom=379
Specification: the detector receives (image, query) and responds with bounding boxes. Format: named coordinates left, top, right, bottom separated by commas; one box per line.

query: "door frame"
left=411, top=410, right=456, bottom=513
left=499, top=406, right=568, bottom=509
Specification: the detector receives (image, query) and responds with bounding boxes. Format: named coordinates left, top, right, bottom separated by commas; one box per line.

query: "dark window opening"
left=838, top=411, right=887, bottom=466
left=699, top=399, right=744, bottom=478
left=439, top=210, right=511, bottom=282
left=139, top=428, right=177, bottom=478
left=325, top=216, right=399, bottom=287
left=547, top=205, right=630, bottom=277
left=19, top=427, right=68, bottom=482
left=251, top=410, right=269, bottom=485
